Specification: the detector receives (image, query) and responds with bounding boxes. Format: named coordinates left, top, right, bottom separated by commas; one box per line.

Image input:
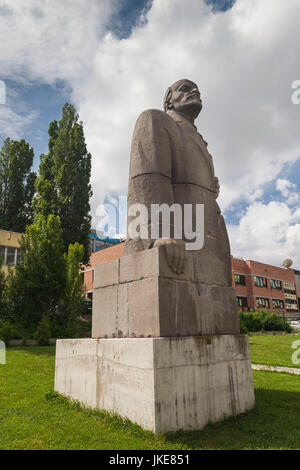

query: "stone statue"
left=55, top=80, right=254, bottom=435
left=125, top=79, right=232, bottom=289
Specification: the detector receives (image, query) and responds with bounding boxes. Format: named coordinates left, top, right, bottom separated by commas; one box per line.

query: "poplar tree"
left=6, top=214, right=86, bottom=336
left=0, top=138, right=36, bottom=232
left=0, top=258, right=6, bottom=317
left=7, top=214, right=67, bottom=332
left=34, top=104, right=92, bottom=264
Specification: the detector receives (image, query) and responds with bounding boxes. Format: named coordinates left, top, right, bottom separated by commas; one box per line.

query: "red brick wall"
left=232, top=257, right=299, bottom=315
left=83, top=242, right=125, bottom=292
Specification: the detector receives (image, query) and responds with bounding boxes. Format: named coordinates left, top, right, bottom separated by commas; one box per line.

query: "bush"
left=239, top=322, right=248, bottom=334
left=34, top=316, right=51, bottom=346
left=0, top=320, right=22, bottom=343
left=239, top=310, right=292, bottom=333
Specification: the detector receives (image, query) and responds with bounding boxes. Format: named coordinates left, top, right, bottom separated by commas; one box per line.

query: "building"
left=84, top=241, right=125, bottom=300
left=0, top=229, right=22, bottom=274
left=293, top=269, right=300, bottom=310
left=88, top=229, right=123, bottom=253
left=232, top=257, right=300, bottom=319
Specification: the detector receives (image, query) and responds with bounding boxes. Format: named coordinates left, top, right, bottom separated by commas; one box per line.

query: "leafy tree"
left=0, top=138, right=36, bottom=232
left=35, top=315, right=51, bottom=346
left=55, top=242, right=85, bottom=338
left=6, top=214, right=66, bottom=333
left=34, top=103, right=92, bottom=264
left=6, top=214, right=86, bottom=338
left=33, top=153, right=57, bottom=218
left=0, top=258, right=6, bottom=317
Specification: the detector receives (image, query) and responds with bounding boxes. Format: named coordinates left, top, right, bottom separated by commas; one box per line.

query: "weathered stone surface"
left=157, top=279, right=239, bottom=336
left=55, top=335, right=255, bottom=433
left=92, top=247, right=240, bottom=338
left=128, top=278, right=160, bottom=337
left=92, top=286, right=118, bottom=338
left=55, top=338, right=98, bottom=409
left=93, top=258, right=119, bottom=289
left=119, top=246, right=194, bottom=284
left=119, top=248, right=160, bottom=283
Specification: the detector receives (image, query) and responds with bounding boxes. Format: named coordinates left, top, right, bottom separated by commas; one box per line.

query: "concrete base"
left=55, top=334, right=255, bottom=433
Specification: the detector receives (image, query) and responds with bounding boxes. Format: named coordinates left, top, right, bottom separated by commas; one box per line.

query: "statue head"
left=163, top=79, right=202, bottom=121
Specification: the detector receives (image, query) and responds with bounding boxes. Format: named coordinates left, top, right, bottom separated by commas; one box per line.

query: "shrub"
left=0, top=320, right=22, bottom=343
left=239, top=322, right=248, bottom=334
left=239, top=310, right=292, bottom=333
left=34, top=316, right=51, bottom=346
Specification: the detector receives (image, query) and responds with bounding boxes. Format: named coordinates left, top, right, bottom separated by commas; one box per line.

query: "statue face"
left=169, top=80, right=202, bottom=114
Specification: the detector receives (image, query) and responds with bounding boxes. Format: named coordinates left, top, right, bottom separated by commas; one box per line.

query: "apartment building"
left=84, top=241, right=125, bottom=300
left=232, top=257, right=300, bottom=319
left=88, top=230, right=123, bottom=253
left=0, top=229, right=22, bottom=274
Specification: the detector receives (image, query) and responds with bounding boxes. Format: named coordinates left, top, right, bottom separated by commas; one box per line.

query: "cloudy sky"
left=0, top=0, right=300, bottom=268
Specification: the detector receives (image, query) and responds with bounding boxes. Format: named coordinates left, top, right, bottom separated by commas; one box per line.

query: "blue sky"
left=1, top=79, right=70, bottom=170
left=0, top=0, right=299, bottom=267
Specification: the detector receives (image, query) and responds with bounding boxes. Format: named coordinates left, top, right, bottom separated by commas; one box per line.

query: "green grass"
left=1, top=345, right=300, bottom=449
left=249, top=333, right=300, bottom=368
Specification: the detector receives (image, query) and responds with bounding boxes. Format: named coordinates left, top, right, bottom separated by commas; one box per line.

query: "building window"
left=283, top=281, right=296, bottom=296
left=0, top=246, right=20, bottom=266
left=6, top=247, right=16, bottom=265
left=256, top=297, right=269, bottom=308
left=254, top=276, right=268, bottom=288
left=0, top=246, right=5, bottom=263
left=270, top=279, right=282, bottom=289
left=285, top=299, right=298, bottom=311
left=87, top=292, right=93, bottom=301
left=272, top=299, right=284, bottom=309
left=283, top=281, right=296, bottom=290
left=234, top=274, right=246, bottom=286
left=237, top=296, right=248, bottom=308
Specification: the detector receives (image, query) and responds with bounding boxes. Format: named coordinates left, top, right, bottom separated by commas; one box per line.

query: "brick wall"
left=232, top=257, right=299, bottom=317
left=83, top=242, right=125, bottom=292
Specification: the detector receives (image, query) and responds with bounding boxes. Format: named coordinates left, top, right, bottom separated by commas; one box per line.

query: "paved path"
left=252, top=364, right=300, bottom=375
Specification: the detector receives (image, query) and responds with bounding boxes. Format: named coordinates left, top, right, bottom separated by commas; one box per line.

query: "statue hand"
left=153, top=238, right=186, bottom=274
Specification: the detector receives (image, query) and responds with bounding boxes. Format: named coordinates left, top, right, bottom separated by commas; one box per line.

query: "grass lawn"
left=249, top=333, right=300, bottom=368
left=0, top=344, right=300, bottom=450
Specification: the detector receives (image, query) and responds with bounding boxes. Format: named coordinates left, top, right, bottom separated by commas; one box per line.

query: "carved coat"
left=125, top=108, right=232, bottom=287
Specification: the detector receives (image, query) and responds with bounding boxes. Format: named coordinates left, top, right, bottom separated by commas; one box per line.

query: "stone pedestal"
left=55, top=335, right=255, bottom=433
left=55, top=247, right=255, bottom=432
left=92, top=247, right=240, bottom=338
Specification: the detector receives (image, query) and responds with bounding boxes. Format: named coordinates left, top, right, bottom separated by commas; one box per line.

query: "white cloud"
left=0, top=0, right=115, bottom=138
left=276, top=178, right=299, bottom=205
left=0, top=0, right=114, bottom=85
left=0, top=105, right=39, bottom=141
left=1, top=0, right=300, bottom=265
left=73, top=0, right=300, bottom=215
left=228, top=200, right=300, bottom=268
